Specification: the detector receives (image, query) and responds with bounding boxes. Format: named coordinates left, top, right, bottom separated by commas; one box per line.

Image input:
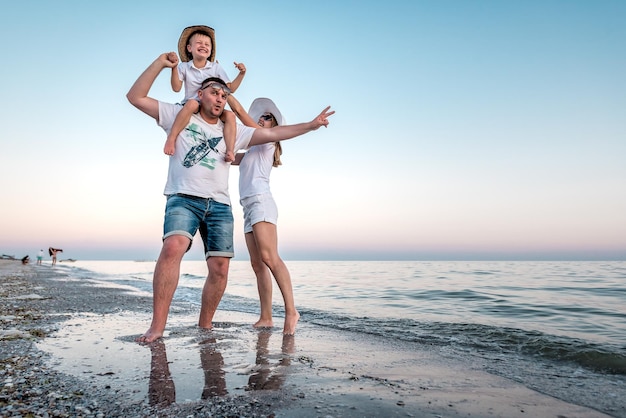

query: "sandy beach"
left=0, top=259, right=618, bottom=418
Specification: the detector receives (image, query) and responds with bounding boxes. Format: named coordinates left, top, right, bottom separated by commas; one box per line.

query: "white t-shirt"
left=238, top=143, right=275, bottom=199
left=158, top=102, right=255, bottom=205
left=177, top=61, right=231, bottom=102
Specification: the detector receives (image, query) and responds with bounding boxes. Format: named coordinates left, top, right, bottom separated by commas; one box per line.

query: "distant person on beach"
left=126, top=52, right=334, bottom=343
left=21, top=255, right=30, bottom=265
left=228, top=96, right=300, bottom=335
left=49, top=247, right=62, bottom=266
left=37, top=249, right=44, bottom=265
left=163, top=25, right=246, bottom=162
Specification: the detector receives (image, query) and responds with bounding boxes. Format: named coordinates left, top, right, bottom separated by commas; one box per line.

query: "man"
left=127, top=53, right=334, bottom=343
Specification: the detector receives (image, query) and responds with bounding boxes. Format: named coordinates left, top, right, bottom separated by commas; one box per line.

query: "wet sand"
left=0, top=259, right=616, bottom=417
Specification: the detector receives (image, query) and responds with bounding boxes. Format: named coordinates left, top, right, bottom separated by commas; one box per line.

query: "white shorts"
left=241, top=193, right=278, bottom=233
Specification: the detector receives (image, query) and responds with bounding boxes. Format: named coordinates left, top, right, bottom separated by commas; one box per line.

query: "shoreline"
left=0, top=259, right=620, bottom=417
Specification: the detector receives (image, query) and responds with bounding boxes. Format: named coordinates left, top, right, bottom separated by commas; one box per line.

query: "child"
left=164, top=25, right=246, bottom=162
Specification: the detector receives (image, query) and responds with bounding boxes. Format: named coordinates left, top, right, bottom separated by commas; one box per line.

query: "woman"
left=228, top=95, right=300, bottom=335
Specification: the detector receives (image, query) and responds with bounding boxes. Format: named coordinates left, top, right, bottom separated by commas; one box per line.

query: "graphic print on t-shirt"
left=182, top=123, right=222, bottom=169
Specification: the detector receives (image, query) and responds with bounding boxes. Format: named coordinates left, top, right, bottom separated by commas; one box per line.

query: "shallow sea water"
left=64, top=260, right=626, bottom=371
left=40, top=260, right=626, bottom=416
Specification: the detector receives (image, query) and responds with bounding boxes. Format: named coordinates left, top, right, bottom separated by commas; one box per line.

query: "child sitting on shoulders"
left=164, top=25, right=246, bottom=162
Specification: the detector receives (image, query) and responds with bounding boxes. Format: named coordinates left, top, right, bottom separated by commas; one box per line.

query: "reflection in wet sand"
left=247, top=330, right=295, bottom=391
left=199, top=337, right=227, bottom=397
left=145, top=329, right=295, bottom=406
left=148, top=340, right=175, bottom=407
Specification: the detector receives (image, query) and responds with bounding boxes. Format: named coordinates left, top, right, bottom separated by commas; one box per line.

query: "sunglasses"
left=201, top=81, right=232, bottom=95
left=259, top=114, right=275, bottom=121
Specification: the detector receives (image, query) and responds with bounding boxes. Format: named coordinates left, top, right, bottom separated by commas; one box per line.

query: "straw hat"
left=248, top=98, right=285, bottom=126
left=178, top=25, right=216, bottom=62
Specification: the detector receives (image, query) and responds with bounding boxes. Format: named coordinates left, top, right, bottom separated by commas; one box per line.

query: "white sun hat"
left=248, top=98, right=285, bottom=126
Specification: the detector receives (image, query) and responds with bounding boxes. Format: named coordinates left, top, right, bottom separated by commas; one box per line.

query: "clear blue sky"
left=1, top=0, right=624, bottom=261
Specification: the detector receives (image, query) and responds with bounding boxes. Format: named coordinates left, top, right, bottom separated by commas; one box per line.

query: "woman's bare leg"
left=245, top=231, right=274, bottom=328
left=251, top=222, right=300, bottom=335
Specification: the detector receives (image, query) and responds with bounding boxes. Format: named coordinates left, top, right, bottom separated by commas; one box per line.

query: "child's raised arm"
left=168, top=52, right=182, bottom=92
left=227, top=62, right=247, bottom=93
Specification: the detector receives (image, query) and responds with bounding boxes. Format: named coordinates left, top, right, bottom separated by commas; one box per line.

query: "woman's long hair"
left=273, top=142, right=282, bottom=167
left=270, top=116, right=282, bottom=167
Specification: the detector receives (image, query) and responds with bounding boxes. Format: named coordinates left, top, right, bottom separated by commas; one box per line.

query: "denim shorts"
left=241, top=193, right=278, bottom=234
left=163, top=194, right=234, bottom=258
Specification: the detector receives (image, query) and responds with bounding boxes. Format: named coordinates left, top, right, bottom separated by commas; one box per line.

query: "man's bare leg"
left=198, top=256, right=230, bottom=329
left=137, top=235, right=189, bottom=343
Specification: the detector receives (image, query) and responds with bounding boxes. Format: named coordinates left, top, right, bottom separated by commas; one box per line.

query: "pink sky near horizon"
left=1, top=1, right=624, bottom=261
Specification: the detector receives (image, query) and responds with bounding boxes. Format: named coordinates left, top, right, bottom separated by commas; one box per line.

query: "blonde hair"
left=273, top=142, right=282, bottom=167
left=267, top=116, right=282, bottom=167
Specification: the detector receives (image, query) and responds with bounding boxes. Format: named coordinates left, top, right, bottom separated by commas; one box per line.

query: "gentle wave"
left=292, top=307, right=626, bottom=375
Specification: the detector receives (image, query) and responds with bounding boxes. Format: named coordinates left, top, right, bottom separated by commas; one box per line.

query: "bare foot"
left=198, top=315, right=214, bottom=330
left=136, top=327, right=164, bottom=344
left=283, top=311, right=300, bottom=336
left=254, top=318, right=274, bottom=329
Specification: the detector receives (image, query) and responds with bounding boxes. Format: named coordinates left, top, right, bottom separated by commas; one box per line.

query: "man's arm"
left=126, top=53, right=178, bottom=120
left=248, top=106, right=335, bottom=147
left=227, top=94, right=257, bottom=127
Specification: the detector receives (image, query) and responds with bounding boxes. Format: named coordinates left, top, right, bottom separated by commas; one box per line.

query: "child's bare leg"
left=164, top=100, right=199, bottom=155
left=220, top=110, right=236, bottom=162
